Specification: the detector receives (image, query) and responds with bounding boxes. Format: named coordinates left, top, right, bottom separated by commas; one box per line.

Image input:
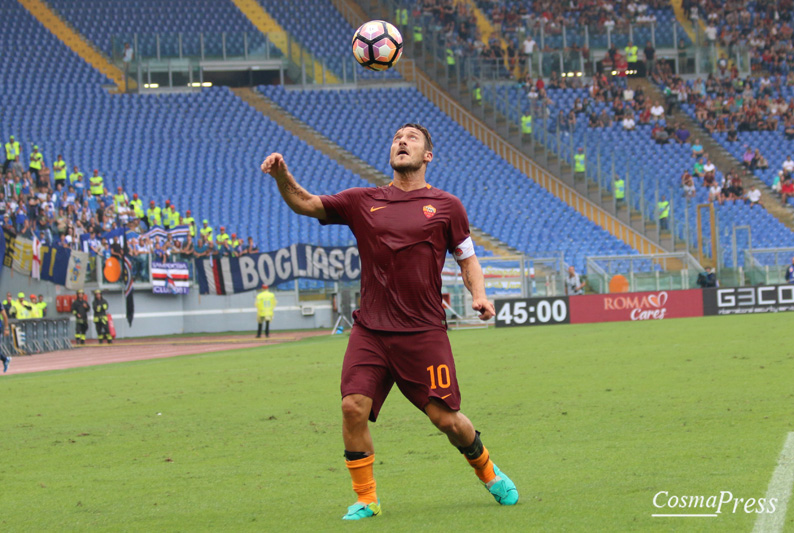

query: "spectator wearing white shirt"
left=783, top=156, right=794, bottom=175
left=703, top=157, right=716, bottom=175
left=622, top=114, right=636, bottom=131
left=708, top=182, right=723, bottom=204
left=650, top=102, right=665, bottom=120
left=746, top=185, right=763, bottom=208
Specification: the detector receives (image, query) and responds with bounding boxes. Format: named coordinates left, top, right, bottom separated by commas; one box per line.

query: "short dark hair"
left=398, top=123, right=433, bottom=152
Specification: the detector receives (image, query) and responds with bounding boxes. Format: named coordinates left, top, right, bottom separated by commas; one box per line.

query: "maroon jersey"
left=320, top=184, right=470, bottom=332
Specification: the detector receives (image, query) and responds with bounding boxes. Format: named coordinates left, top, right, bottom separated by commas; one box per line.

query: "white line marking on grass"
left=651, top=514, right=717, bottom=518
left=753, top=432, right=794, bottom=533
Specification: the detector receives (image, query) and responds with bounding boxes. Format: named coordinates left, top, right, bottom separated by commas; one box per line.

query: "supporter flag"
left=31, top=236, right=41, bottom=280
left=122, top=236, right=135, bottom=326
left=152, top=262, right=190, bottom=294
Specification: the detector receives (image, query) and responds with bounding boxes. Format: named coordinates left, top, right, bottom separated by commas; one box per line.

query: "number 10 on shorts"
left=427, top=364, right=451, bottom=389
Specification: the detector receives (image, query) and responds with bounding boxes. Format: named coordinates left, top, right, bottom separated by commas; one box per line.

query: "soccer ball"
left=352, top=20, right=403, bottom=71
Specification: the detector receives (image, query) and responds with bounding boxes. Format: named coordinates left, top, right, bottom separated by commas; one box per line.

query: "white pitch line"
left=753, top=432, right=794, bottom=533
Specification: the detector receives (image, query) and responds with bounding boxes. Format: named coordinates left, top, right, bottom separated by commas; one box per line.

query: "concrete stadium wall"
left=0, top=268, right=335, bottom=339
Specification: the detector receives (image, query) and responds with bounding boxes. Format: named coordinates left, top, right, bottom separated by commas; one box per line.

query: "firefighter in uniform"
left=72, top=289, right=90, bottom=344
left=92, top=289, right=112, bottom=344
left=256, top=284, right=277, bottom=338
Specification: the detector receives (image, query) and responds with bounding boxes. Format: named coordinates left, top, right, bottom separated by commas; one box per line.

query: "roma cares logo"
left=423, top=205, right=436, bottom=219
left=603, top=291, right=669, bottom=320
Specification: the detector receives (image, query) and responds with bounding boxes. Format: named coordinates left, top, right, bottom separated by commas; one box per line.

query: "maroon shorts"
left=341, top=324, right=462, bottom=422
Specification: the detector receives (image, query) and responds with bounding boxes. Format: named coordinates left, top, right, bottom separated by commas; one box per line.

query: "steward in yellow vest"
left=657, top=195, right=670, bottom=230
left=89, top=169, right=104, bottom=196
left=53, top=155, right=67, bottom=187
left=216, top=227, right=231, bottom=251
left=200, top=220, right=214, bottom=243
left=183, top=210, right=196, bottom=236
left=255, top=284, right=277, bottom=338
left=625, top=42, right=638, bottom=63
left=162, top=202, right=173, bottom=229
left=574, top=148, right=586, bottom=173
left=614, top=176, right=625, bottom=202
left=69, top=166, right=84, bottom=185
left=113, top=186, right=129, bottom=213
left=12, top=292, right=31, bottom=320
left=3, top=135, right=20, bottom=172
left=147, top=201, right=162, bottom=227
left=29, top=145, right=44, bottom=183
left=168, top=206, right=181, bottom=228
left=130, top=193, right=144, bottom=219
left=521, top=113, right=533, bottom=134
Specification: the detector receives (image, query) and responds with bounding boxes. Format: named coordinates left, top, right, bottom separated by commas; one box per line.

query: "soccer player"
left=260, top=123, right=518, bottom=520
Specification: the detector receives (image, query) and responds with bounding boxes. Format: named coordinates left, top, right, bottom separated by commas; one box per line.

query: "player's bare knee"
left=341, top=394, right=369, bottom=423
left=431, top=411, right=462, bottom=436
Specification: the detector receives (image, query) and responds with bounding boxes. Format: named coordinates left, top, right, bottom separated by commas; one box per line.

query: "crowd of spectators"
left=682, top=0, right=794, bottom=73
left=476, top=0, right=670, bottom=39
left=1, top=138, right=260, bottom=281
left=653, top=58, right=794, bottom=207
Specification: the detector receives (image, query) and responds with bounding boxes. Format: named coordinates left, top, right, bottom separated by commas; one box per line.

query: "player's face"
left=390, top=127, right=431, bottom=172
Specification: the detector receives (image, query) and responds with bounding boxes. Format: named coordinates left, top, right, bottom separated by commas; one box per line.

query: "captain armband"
left=452, top=236, right=475, bottom=262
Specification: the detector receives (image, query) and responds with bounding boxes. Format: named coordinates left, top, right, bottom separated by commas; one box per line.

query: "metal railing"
left=2, top=319, right=73, bottom=356
left=586, top=252, right=704, bottom=293
left=743, top=248, right=794, bottom=286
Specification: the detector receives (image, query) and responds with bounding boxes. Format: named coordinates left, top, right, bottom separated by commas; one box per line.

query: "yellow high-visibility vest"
left=53, top=160, right=67, bottom=181
left=5, top=141, right=20, bottom=160
left=30, top=151, right=43, bottom=170
left=89, top=175, right=104, bottom=195
left=521, top=115, right=533, bottom=134
left=130, top=199, right=144, bottom=217
left=574, top=153, right=586, bottom=172
left=200, top=226, right=214, bottom=243
left=614, top=179, right=625, bottom=199
left=147, top=206, right=162, bottom=226
left=169, top=209, right=180, bottom=228
left=256, top=290, right=277, bottom=318
left=183, top=216, right=196, bottom=236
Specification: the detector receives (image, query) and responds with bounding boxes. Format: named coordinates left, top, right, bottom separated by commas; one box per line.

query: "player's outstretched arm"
left=261, top=153, right=326, bottom=219
left=457, top=255, right=495, bottom=321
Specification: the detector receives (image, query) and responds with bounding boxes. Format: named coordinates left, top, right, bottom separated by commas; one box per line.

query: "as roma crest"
left=423, top=205, right=436, bottom=219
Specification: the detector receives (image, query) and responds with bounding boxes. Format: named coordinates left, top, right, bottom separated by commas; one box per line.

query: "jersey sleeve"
left=446, top=196, right=471, bottom=255
left=318, top=188, right=367, bottom=226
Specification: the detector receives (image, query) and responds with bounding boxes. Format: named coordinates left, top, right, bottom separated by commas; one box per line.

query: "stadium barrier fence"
left=2, top=319, right=73, bottom=356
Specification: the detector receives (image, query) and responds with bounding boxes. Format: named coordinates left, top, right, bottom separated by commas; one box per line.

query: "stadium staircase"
left=669, top=0, right=729, bottom=62
left=455, top=0, right=512, bottom=75
left=229, top=0, right=340, bottom=84
left=17, top=0, right=130, bottom=92
left=232, top=87, right=511, bottom=257
left=340, top=0, right=665, bottom=257
left=669, top=0, right=699, bottom=44
left=633, top=77, right=794, bottom=232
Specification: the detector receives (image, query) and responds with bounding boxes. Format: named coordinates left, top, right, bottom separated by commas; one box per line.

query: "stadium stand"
left=259, top=84, right=639, bottom=271
left=46, top=0, right=276, bottom=59
left=254, top=0, right=402, bottom=80
left=683, top=0, right=794, bottom=73
left=1, top=0, right=380, bottom=276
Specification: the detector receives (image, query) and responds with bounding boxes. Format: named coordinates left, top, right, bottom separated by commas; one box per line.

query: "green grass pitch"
left=3, top=314, right=793, bottom=532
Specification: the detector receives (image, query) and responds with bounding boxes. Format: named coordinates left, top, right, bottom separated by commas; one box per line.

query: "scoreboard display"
left=494, top=297, right=570, bottom=327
